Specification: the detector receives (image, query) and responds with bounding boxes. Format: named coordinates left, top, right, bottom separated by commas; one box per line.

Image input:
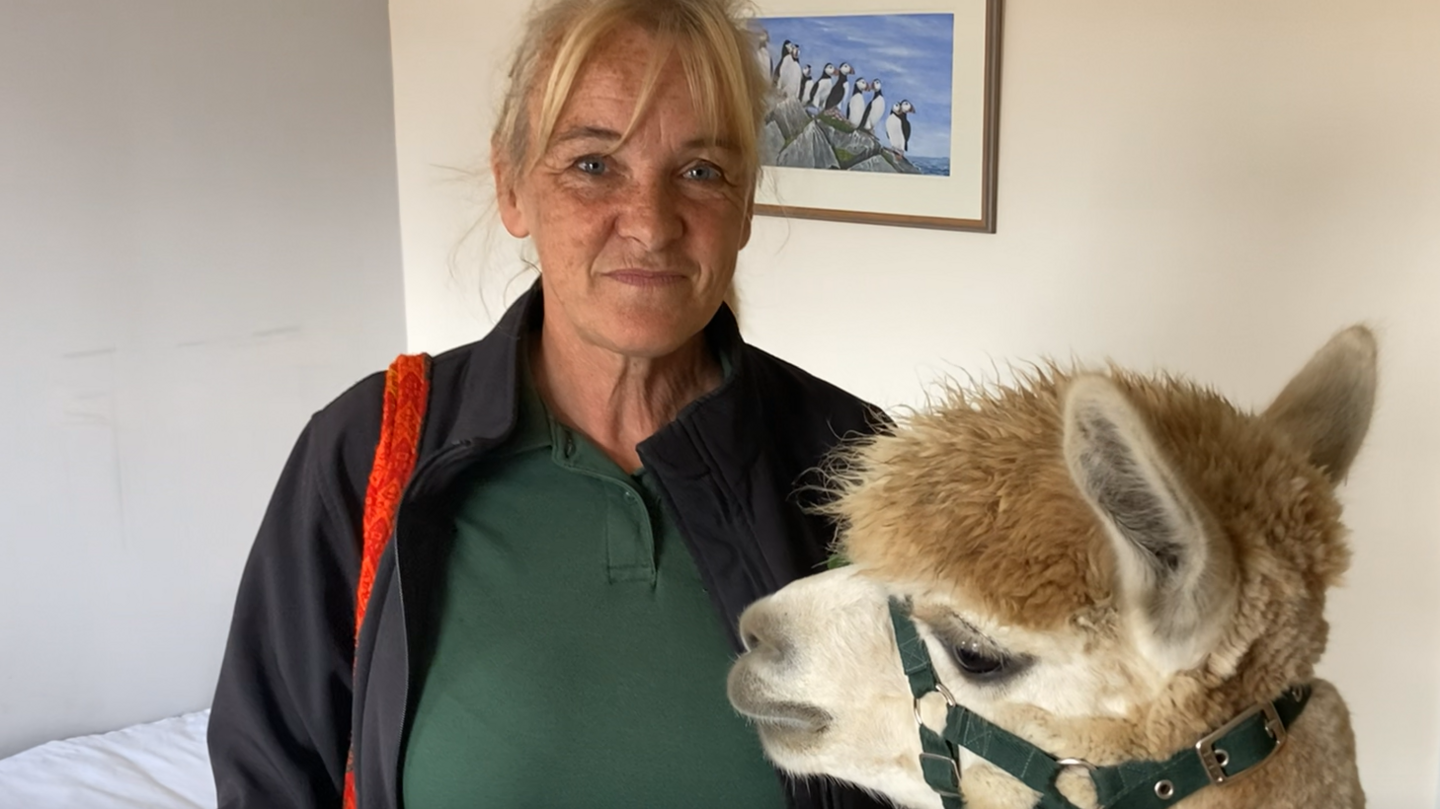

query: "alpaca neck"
left=957, top=679, right=1363, bottom=809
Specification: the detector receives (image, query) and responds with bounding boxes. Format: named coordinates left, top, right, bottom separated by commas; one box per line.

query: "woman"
left=208, top=1, right=887, bottom=807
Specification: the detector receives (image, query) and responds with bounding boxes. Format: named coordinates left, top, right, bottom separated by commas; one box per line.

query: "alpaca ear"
left=1063, top=376, right=1235, bottom=673
left=1263, top=326, right=1377, bottom=483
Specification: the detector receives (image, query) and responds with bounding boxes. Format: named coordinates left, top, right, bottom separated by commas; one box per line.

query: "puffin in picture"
left=846, top=79, right=870, bottom=127
left=809, top=62, right=835, bottom=108
left=754, top=28, right=771, bottom=79
left=886, top=99, right=915, bottom=153
left=776, top=41, right=803, bottom=99
left=798, top=64, right=813, bottom=103
left=771, top=39, right=789, bottom=84
left=822, top=62, right=853, bottom=112
left=858, top=78, right=884, bottom=132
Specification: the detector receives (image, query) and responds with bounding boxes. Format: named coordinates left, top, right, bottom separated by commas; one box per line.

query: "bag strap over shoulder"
left=354, top=352, right=432, bottom=642
left=344, top=352, right=431, bottom=809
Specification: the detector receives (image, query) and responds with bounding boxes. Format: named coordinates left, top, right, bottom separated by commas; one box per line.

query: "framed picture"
left=753, top=0, right=1003, bottom=231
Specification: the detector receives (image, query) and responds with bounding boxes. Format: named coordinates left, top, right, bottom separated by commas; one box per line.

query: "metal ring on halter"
left=934, top=682, right=957, bottom=706
left=913, top=682, right=959, bottom=727
left=1056, top=758, right=1096, bottom=770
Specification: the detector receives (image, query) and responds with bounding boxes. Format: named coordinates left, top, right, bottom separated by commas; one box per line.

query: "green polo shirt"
left=402, top=355, right=783, bottom=808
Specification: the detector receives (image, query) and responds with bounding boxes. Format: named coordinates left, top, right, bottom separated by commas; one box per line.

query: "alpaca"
left=728, top=328, right=1374, bottom=809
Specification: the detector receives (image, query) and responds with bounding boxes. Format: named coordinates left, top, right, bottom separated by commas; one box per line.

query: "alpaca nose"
left=742, top=626, right=761, bottom=653
left=738, top=606, right=785, bottom=657
left=739, top=611, right=763, bottom=653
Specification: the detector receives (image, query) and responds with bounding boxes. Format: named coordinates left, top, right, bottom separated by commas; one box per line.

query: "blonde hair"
left=492, top=0, right=770, bottom=190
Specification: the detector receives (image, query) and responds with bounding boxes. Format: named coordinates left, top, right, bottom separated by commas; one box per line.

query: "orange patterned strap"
left=344, top=352, right=431, bottom=809
left=354, top=353, right=431, bottom=641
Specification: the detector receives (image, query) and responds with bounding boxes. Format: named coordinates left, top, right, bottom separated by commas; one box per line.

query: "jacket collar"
left=424, top=283, right=536, bottom=452
left=434, top=281, right=750, bottom=459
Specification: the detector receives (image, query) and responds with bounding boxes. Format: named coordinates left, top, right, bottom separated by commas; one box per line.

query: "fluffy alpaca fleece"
left=728, top=328, right=1373, bottom=808
left=832, top=363, right=1348, bottom=732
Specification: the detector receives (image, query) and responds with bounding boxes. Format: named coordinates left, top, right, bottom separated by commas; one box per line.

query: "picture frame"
left=752, top=0, right=1003, bottom=232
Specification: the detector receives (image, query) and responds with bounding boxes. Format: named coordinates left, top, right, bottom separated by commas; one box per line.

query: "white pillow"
left=0, top=710, right=215, bottom=809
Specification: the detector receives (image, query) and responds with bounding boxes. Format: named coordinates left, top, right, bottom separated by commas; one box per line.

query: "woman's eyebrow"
left=551, top=125, right=622, bottom=145
left=684, top=137, right=739, bottom=153
left=551, top=126, right=739, bottom=154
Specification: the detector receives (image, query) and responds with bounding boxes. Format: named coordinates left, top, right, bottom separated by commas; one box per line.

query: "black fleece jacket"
left=209, top=287, right=890, bottom=809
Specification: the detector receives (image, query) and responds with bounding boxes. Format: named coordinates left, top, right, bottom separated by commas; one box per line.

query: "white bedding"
left=0, top=710, right=216, bottom=809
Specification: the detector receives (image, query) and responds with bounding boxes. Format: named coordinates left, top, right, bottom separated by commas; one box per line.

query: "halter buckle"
left=1195, top=700, right=1287, bottom=785
left=917, top=752, right=963, bottom=799
left=914, top=684, right=962, bottom=799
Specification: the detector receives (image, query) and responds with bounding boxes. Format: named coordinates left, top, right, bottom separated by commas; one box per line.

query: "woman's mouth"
left=605, top=269, right=686, bottom=287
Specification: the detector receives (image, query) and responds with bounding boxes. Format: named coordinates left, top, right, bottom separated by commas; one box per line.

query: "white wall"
left=390, top=0, right=1440, bottom=806
left=0, top=1, right=407, bottom=756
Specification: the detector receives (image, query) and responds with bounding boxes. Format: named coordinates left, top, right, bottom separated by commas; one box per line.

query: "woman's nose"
left=615, top=177, right=683, bottom=250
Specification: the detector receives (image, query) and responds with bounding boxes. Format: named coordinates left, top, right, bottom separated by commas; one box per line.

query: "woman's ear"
left=492, top=150, right=531, bottom=239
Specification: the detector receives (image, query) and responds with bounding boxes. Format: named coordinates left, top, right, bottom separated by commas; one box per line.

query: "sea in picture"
left=756, top=13, right=954, bottom=177
left=908, top=155, right=951, bottom=176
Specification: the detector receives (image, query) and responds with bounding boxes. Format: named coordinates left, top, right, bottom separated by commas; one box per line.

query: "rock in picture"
left=755, top=13, right=953, bottom=176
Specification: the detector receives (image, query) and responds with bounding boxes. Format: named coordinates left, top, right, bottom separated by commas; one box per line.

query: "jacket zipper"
left=384, top=436, right=496, bottom=807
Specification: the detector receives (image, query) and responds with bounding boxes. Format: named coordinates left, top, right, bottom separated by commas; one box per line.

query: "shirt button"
left=563, top=434, right=574, bottom=456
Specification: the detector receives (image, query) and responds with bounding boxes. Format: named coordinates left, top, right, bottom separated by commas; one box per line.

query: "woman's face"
left=496, top=25, right=754, bottom=360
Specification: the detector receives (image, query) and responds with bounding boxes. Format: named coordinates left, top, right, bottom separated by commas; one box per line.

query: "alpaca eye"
left=949, top=640, right=1006, bottom=678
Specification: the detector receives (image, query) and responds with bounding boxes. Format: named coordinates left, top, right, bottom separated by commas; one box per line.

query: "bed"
left=0, top=711, right=216, bottom=809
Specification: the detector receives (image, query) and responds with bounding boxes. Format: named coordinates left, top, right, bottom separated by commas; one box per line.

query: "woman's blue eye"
left=685, top=163, right=722, bottom=182
left=575, top=157, right=607, bottom=175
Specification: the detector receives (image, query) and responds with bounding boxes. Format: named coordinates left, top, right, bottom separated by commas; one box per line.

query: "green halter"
left=886, top=598, right=1310, bottom=809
